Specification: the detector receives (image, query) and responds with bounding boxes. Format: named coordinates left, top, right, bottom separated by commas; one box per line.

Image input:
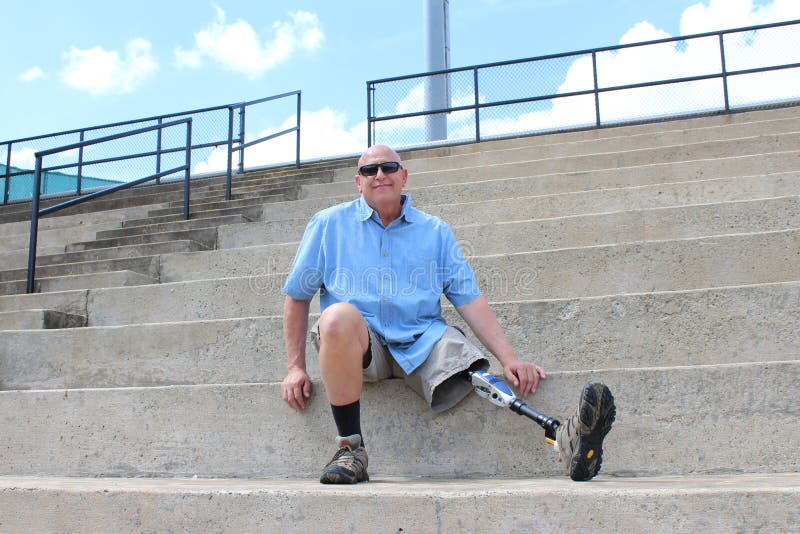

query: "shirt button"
left=383, top=252, right=389, bottom=257
left=384, top=322, right=389, bottom=327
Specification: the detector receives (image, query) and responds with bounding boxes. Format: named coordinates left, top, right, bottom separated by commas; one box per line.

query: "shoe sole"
left=570, top=382, right=616, bottom=482
left=320, top=466, right=369, bottom=484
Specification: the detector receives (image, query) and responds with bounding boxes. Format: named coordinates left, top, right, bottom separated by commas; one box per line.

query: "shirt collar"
left=357, top=194, right=417, bottom=223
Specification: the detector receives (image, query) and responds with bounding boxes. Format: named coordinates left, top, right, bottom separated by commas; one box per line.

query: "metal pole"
left=423, top=0, right=450, bottom=141
left=26, top=156, right=43, bottom=293
left=184, top=120, right=192, bottom=220
left=719, top=33, right=730, bottom=111
left=3, top=142, right=11, bottom=205
left=592, top=51, right=601, bottom=127
left=238, top=106, right=245, bottom=174
left=226, top=107, right=234, bottom=201
left=474, top=67, right=481, bottom=142
left=295, top=92, right=301, bottom=168
left=367, top=83, right=373, bottom=147
left=77, top=131, right=85, bottom=195
left=156, top=117, right=163, bottom=184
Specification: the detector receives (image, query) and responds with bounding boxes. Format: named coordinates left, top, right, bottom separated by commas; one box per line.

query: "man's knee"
left=318, top=303, right=369, bottom=352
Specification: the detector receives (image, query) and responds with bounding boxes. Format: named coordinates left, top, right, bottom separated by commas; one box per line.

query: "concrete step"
left=0, top=223, right=120, bottom=256
left=1, top=473, right=797, bottom=533
left=402, top=116, right=800, bottom=174
left=471, top=228, right=800, bottom=301
left=36, top=240, right=209, bottom=267
left=389, top=105, right=800, bottom=162
left=0, top=309, right=86, bottom=330
left=147, top=192, right=286, bottom=218
left=0, top=361, right=797, bottom=478
left=2, top=240, right=207, bottom=278
left=303, top=133, right=800, bottom=198
left=88, top=214, right=252, bottom=243
left=261, top=158, right=800, bottom=224
left=60, top=227, right=219, bottom=253
left=0, top=270, right=155, bottom=296
left=220, top=172, right=800, bottom=247
left=206, top=196, right=800, bottom=266
left=0, top=255, right=160, bottom=284
left=112, top=228, right=800, bottom=319
left=122, top=204, right=265, bottom=229
left=0, top=203, right=161, bottom=237
left=3, top=281, right=798, bottom=389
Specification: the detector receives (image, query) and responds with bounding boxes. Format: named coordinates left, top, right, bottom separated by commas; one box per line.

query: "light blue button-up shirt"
left=283, top=194, right=482, bottom=373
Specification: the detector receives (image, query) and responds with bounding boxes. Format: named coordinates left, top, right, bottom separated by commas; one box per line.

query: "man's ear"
left=355, top=174, right=363, bottom=193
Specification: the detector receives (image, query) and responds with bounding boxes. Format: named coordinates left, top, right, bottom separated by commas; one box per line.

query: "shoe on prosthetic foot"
left=556, top=382, right=616, bottom=481
left=320, top=434, right=369, bottom=484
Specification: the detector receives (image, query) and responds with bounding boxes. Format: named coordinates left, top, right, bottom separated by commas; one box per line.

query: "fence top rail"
left=34, top=118, right=191, bottom=159
left=1, top=91, right=300, bottom=146
left=367, top=18, right=800, bottom=86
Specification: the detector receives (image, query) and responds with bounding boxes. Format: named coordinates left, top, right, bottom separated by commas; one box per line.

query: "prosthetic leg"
left=467, top=369, right=561, bottom=444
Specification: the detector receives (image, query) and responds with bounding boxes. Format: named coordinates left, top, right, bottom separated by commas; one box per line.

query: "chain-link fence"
left=1, top=91, right=301, bottom=205
left=367, top=19, right=800, bottom=149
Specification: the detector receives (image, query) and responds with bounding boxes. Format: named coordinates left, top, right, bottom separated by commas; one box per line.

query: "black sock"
left=330, top=400, right=364, bottom=446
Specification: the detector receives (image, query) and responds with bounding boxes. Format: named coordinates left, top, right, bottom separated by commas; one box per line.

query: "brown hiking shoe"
left=556, top=382, right=616, bottom=481
left=320, top=434, right=369, bottom=484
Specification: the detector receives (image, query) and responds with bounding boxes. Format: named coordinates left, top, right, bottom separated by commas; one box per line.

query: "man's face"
left=355, top=147, right=408, bottom=210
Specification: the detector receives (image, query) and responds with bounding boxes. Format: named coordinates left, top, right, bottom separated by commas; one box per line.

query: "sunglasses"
left=358, top=161, right=402, bottom=176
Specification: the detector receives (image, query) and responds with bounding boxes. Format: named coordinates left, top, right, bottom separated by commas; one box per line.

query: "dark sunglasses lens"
left=359, top=162, right=401, bottom=176
left=380, top=162, right=401, bottom=173
left=360, top=164, right=379, bottom=176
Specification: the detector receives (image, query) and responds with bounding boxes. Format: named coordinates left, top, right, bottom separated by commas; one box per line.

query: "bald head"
left=358, top=145, right=402, bottom=168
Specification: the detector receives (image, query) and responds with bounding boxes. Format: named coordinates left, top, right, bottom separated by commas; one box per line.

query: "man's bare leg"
left=317, top=302, right=371, bottom=484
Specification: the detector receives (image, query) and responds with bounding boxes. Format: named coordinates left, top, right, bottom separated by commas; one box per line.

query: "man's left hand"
left=503, top=360, right=546, bottom=397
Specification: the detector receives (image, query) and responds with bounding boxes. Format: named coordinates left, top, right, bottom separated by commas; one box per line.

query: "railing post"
left=592, top=51, right=601, bottom=127
left=474, top=67, right=481, bottom=143
left=77, top=131, right=85, bottom=195
left=366, top=82, right=373, bottom=147
left=3, top=142, right=11, bottom=205
left=238, top=106, right=245, bottom=174
left=719, top=33, right=731, bottom=112
left=226, top=107, right=234, bottom=201
left=295, top=91, right=301, bottom=168
left=26, top=155, right=43, bottom=293
left=184, top=120, right=192, bottom=220
left=156, top=117, right=163, bottom=184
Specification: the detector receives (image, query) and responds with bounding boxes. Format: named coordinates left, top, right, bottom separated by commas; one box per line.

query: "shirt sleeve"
left=440, top=222, right=482, bottom=307
left=282, top=213, right=326, bottom=300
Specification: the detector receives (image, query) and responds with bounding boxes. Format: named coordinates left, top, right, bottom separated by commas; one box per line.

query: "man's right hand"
left=282, top=367, right=312, bottom=411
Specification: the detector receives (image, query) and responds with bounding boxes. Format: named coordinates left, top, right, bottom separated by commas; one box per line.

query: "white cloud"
left=175, top=7, right=324, bottom=79
left=193, top=107, right=364, bottom=174
left=18, top=67, right=45, bottom=82
left=8, top=147, right=36, bottom=169
left=60, top=38, right=159, bottom=96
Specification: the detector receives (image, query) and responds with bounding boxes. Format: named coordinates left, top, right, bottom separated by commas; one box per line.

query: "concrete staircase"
left=1, top=107, right=799, bottom=532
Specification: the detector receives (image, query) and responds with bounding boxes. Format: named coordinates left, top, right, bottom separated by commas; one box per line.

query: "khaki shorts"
left=311, top=322, right=489, bottom=413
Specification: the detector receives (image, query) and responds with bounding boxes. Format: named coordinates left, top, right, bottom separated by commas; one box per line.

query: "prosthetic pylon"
left=467, top=369, right=561, bottom=444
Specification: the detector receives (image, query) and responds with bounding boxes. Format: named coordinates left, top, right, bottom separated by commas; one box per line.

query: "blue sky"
left=3, top=0, right=798, bottom=169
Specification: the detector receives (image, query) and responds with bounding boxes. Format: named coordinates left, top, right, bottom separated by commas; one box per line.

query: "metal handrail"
left=367, top=18, right=800, bottom=146
left=3, top=91, right=301, bottom=205
left=26, top=118, right=192, bottom=294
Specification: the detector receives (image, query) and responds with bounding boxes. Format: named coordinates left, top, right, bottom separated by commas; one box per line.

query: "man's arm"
left=282, top=296, right=313, bottom=411
left=456, top=295, right=546, bottom=396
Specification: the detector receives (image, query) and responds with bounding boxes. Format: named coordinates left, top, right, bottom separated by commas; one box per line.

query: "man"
left=281, top=145, right=615, bottom=484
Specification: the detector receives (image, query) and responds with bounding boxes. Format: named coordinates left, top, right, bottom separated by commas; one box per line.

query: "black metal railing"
left=26, top=118, right=192, bottom=293
left=367, top=19, right=800, bottom=148
left=2, top=91, right=301, bottom=205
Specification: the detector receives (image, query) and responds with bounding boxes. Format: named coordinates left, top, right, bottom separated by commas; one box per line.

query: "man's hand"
left=503, top=359, right=546, bottom=397
left=282, top=367, right=312, bottom=411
